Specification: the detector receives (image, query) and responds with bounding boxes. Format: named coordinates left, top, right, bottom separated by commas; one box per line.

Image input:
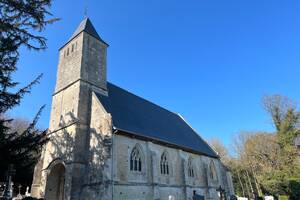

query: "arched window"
left=188, top=157, right=195, bottom=177
left=209, top=161, right=217, bottom=180
left=160, top=152, right=169, bottom=175
left=130, top=146, right=142, bottom=172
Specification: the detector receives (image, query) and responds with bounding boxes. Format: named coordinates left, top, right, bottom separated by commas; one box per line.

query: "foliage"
left=0, top=0, right=58, bottom=113
left=0, top=115, right=47, bottom=185
left=221, top=95, right=300, bottom=199
left=288, top=179, right=300, bottom=200
left=0, top=0, right=57, bottom=185
left=279, top=196, right=289, bottom=200
left=209, top=138, right=229, bottom=162
left=263, top=95, right=300, bottom=147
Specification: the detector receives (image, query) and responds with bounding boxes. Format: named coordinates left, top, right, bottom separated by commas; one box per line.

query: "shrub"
left=288, top=179, right=300, bottom=200
left=278, top=195, right=289, bottom=200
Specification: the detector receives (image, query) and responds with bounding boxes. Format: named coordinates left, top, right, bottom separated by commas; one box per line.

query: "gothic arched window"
left=160, top=152, right=169, bottom=175
left=188, top=157, right=195, bottom=177
left=130, top=146, right=142, bottom=172
left=209, top=161, right=217, bottom=180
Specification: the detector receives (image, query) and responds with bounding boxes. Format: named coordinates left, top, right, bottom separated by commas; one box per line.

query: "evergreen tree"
left=0, top=0, right=58, bottom=186
left=262, top=95, right=300, bottom=199
left=228, top=95, right=300, bottom=199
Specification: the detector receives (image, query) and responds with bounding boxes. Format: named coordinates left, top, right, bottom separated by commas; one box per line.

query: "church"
left=31, top=18, right=234, bottom=200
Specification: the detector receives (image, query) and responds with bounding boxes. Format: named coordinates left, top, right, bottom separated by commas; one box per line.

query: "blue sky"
left=10, top=0, right=300, bottom=150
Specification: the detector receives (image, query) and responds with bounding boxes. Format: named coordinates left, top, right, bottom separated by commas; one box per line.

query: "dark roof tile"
left=96, top=82, right=218, bottom=158
left=62, top=18, right=108, bottom=49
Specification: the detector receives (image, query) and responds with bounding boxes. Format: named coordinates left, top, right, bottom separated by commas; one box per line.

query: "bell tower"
left=56, top=17, right=108, bottom=92
left=31, top=18, right=109, bottom=200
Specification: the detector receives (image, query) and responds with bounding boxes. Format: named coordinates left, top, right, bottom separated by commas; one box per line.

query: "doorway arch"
left=45, top=162, right=65, bottom=200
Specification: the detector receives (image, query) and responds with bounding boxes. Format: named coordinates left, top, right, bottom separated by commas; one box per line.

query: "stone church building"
left=31, top=18, right=234, bottom=200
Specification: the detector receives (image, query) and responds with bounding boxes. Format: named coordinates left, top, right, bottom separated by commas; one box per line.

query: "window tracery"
left=160, top=152, right=169, bottom=175
left=130, top=146, right=142, bottom=172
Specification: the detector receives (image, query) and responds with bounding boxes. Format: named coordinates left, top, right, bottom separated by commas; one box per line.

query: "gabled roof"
left=96, top=82, right=218, bottom=158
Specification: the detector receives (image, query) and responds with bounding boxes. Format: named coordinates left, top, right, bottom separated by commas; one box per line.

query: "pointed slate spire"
left=66, top=17, right=108, bottom=46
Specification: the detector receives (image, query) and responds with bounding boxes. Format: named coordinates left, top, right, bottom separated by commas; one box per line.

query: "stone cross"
left=3, top=164, right=15, bottom=200
left=216, top=185, right=226, bottom=200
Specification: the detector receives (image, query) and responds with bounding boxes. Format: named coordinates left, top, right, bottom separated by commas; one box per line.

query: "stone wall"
left=55, top=32, right=107, bottom=93
left=70, top=90, right=234, bottom=200
left=80, top=92, right=113, bottom=199
left=110, top=134, right=233, bottom=200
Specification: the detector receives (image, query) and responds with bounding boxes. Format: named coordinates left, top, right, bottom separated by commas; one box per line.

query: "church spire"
left=71, top=18, right=100, bottom=40
left=62, top=18, right=108, bottom=49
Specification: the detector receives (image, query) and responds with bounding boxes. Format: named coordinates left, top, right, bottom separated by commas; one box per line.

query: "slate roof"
left=61, top=18, right=108, bottom=49
left=96, top=82, right=218, bottom=158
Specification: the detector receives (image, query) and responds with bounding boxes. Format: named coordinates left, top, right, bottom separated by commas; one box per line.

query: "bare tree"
left=208, top=138, right=228, bottom=162
left=8, top=117, right=30, bottom=134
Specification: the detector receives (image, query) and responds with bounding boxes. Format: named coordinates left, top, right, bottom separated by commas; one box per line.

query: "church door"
left=45, top=163, right=65, bottom=200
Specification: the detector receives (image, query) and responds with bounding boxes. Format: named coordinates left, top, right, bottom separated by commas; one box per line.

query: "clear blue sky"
left=10, top=0, right=300, bottom=149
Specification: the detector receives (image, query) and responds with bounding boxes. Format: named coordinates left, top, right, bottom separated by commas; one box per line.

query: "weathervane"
left=83, top=0, right=88, bottom=18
